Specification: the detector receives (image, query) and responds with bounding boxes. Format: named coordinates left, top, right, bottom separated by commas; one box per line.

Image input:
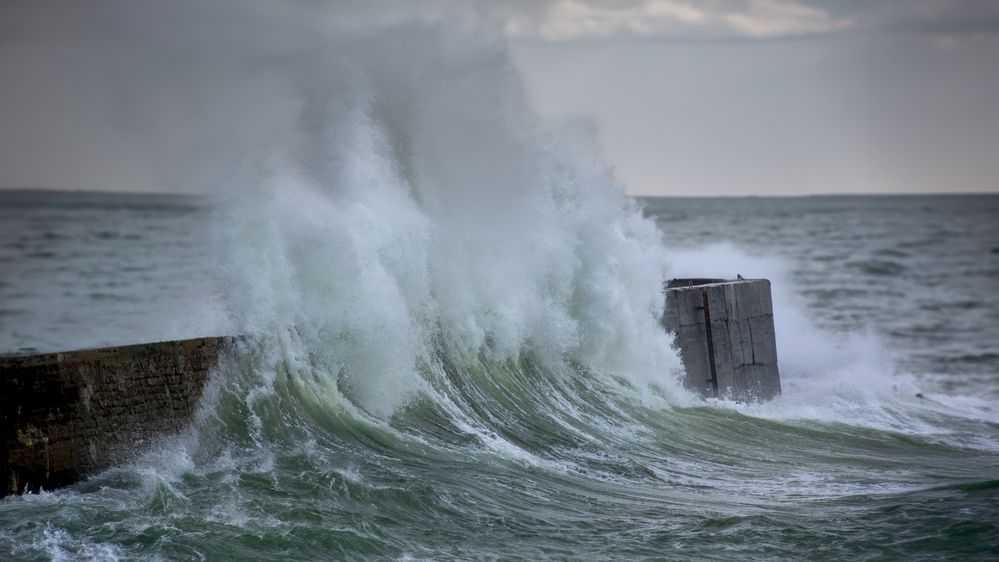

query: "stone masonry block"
left=662, top=279, right=781, bottom=402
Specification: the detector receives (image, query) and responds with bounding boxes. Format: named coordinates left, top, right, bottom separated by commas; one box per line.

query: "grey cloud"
left=2, top=0, right=998, bottom=196
left=493, top=0, right=999, bottom=42
left=501, top=0, right=855, bottom=41
left=803, top=0, right=999, bottom=35
left=0, top=0, right=355, bottom=192
left=0, top=0, right=533, bottom=192
left=881, top=0, right=999, bottom=35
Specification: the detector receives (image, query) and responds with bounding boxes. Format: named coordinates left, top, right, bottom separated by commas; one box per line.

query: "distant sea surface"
left=1, top=190, right=998, bottom=560
left=0, top=190, right=228, bottom=353
left=644, top=194, right=999, bottom=400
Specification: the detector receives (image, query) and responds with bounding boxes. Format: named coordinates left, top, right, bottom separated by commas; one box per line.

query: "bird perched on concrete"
left=737, top=274, right=745, bottom=280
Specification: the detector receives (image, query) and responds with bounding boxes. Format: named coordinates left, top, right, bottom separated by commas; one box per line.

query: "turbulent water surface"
left=2, top=191, right=997, bottom=561
left=1, top=26, right=998, bottom=561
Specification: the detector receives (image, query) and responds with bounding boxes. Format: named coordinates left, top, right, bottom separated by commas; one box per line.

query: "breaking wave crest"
left=216, top=24, right=684, bottom=420
left=6, top=22, right=999, bottom=562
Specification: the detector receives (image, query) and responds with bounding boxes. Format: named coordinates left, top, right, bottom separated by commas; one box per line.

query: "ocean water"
left=2, top=25, right=999, bottom=561
left=1, top=191, right=997, bottom=561
left=0, top=190, right=227, bottom=354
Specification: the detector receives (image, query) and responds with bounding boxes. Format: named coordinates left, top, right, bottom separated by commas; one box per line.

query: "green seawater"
left=2, top=193, right=998, bottom=560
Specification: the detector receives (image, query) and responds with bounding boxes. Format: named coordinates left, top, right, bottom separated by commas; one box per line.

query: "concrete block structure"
left=1, top=337, right=233, bottom=498
left=662, top=278, right=781, bottom=402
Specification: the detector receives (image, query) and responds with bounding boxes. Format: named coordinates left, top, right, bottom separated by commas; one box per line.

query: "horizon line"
left=2, top=185, right=997, bottom=199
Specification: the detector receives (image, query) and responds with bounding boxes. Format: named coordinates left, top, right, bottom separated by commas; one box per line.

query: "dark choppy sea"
left=1, top=190, right=998, bottom=560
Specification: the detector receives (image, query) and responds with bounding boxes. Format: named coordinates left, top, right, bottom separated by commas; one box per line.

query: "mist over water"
left=2, top=22, right=999, bottom=562
left=215, top=24, right=683, bottom=418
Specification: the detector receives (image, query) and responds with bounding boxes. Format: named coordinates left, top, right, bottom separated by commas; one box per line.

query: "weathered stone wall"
left=1, top=337, right=232, bottom=498
left=662, top=279, right=781, bottom=402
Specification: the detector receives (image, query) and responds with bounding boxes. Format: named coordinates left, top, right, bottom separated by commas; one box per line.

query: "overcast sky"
left=2, top=0, right=998, bottom=196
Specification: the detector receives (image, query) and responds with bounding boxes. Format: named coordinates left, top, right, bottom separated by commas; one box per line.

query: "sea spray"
left=217, top=24, right=684, bottom=419
left=4, top=7, right=999, bottom=559
left=665, top=242, right=939, bottom=430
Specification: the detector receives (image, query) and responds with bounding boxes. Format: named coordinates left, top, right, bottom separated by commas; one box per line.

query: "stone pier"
left=0, top=337, right=234, bottom=498
left=662, top=278, right=781, bottom=402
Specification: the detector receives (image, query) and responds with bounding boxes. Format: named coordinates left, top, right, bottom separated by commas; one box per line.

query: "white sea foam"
left=27, top=524, right=123, bottom=562
left=216, top=25, right=682, bottom=418
left=663, top=242, right=999, bottom=441
left=208, top=23, right=987, bottom=442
